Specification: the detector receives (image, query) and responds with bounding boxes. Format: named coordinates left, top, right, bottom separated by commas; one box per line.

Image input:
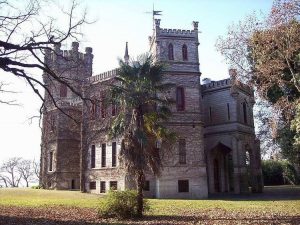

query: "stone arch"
left=207, top=142, right=234, bottom=194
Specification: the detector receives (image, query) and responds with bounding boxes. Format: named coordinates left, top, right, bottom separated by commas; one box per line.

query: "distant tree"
left=109, top=54, right=176, bottom=217
left=0, top=157, right=22, bottom=187
left=32, top=159, right=40, bottom=180
left=18, top=159, right=35, bottom=187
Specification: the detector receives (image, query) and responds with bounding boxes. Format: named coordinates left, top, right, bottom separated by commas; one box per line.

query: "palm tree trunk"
left=136, top=170, right=144, bottom=217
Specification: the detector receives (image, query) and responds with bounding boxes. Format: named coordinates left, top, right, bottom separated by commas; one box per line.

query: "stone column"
left=238, top=139, right=249, bottom=193
left=232, top=136, right=240, bottom=194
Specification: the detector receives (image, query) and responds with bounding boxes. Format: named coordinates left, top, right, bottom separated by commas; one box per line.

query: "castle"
left=40, top=19, right=263, bottom=198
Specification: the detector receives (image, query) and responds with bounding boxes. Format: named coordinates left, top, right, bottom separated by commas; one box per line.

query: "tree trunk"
left=136, top=171, right=144, bottom=217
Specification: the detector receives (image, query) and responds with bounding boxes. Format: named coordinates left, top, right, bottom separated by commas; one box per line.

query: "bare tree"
left=0, top=157, right=23, bottom=187
left=32, top=159, right=40, bottom=180
left=18, top=159, right=35, bottom=187
left=0, top=0, right=91, bottom=112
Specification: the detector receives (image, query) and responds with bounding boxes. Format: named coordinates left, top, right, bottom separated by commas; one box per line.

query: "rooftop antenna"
left=145, top=3, right=162, bottom=30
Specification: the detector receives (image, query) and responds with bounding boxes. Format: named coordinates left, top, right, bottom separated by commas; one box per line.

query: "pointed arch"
left=182, top=44, right=188, bottom=61
left=168, top=43, right=174, bottom=60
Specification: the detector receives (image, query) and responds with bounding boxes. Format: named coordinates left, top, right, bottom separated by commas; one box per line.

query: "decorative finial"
left=192, top=21, right=199, bottom=30
left=124, top=42, right=129, bottom=64
left=155, top=18, right=161, bottom=28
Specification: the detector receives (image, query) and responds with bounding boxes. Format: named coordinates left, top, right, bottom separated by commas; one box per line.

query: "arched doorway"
left=213, top=159, right=221, bottom=192
left=207, top=143, right=233, bottom=193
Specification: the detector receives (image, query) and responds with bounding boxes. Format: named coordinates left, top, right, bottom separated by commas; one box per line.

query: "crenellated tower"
left=148, top=19, right=208, bottom=198
left=40, top=42, right=93, bottom=190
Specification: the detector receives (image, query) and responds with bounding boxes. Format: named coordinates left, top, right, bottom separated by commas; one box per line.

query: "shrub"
left=31, top=185, right=42, bottom=189
left=98, top=190, right=149, bottom=219
left=262, top=160, right=299, bottom=185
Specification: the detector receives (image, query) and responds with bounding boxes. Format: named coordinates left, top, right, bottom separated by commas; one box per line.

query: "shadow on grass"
left=1, top=214, right=300, bottom=225
left=208, top=185, right=300, bottom=201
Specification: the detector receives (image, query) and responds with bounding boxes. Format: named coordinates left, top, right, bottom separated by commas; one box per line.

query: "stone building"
left=40, top=19, right=263, bottom=198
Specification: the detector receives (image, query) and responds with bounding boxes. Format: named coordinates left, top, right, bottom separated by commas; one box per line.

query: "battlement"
left=44, top=42, right=93, bottom=77
left=159, top=28, right=196, bottom=36
left=88, top=68, right=118, bottom=83
left=201, top=78, right=232, bottom=91
left=153, top=19, right=198, bottom=39
left=201, top=77, right=252, bottom=95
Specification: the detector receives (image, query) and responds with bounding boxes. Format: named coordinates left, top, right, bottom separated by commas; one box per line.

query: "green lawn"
left=0, top=187, right=299, bottom=216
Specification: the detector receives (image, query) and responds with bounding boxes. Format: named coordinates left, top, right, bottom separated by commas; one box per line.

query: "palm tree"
left=109, top=54, right=176, bottom=217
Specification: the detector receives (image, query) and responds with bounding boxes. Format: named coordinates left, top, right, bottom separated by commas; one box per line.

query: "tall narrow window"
left=112, top=142, right=117, bottom=167
left=101, top=143, right=106, bottom=167
left=143, top=180, right=150, bottom=191
left=100, top=181, right=106, bottom=193
left=91, top=145, right=96, bottom=168
left=227, top=103, right=230, bottom=121
left=111, top=103, right=117, bottom=116
left=182, top=44, right=188, bottom=61
left=179, top=139, right=186, bottom=164
left=89, top=181, right=96, bottom=190
left=49, top=152, right=53, bottom=171
left=101, top=96, right=106, bottom=118
left=176, top=87, right=185, bottom=111
left=168, top=43, right=174, bottom=60
left=243, top=102, right=248, bottom=124
left=209, top=107, right=212, bottom=122
left=71, top=179, right=75, bottom=189
left=60, top=84, right=67, bottom=97
left=90, top=102, right=96, bottom=120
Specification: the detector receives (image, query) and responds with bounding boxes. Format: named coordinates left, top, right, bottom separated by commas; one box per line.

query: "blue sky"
left=0, top=0, right=273, bottom=162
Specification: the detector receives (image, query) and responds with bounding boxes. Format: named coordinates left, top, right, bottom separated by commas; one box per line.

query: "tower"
left=149, top=19, right=208, bottom=198
left=40, top=42, right=93, bottom=189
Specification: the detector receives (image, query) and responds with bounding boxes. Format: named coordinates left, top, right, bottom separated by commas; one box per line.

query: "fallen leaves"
left=0, top=205, right=299, bottom=225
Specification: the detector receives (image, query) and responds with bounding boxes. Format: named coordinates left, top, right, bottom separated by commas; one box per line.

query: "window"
left=111, top=103, right=117, bottom=116
left=168, top=43, right=174, bottom=60
left=49, top=152, right=53, bottom=171
left=110, top=181, right=118, bottom=190
left=60, top=83, right=67, bottom=97
left=90, top=102, right=96, bottom=119
left=112, top=142, right=117, bottom=167
left=101, top=96, right=106, bottom=118
left=182, top=44, right=188, bottom=61
left=71, top=179, right=75, bottom=189
left=227, top=103, right=230, bottom=120
left=179, top=139, right=186, bottom=164
left=242, top=102, right=248, bottom=124
left=100, top=181, right=106, bottom=193
left=101, top=143, right=106, bottom=167
left=178, top=180, right=189, bottom=192
left=209, top=107, right=212, bottom=122
left=143, top=180, right=150, bottom=191
left=89, top=181, right=96, bottom=190
left=91, top=145, right=96, bottom=168
left=176, top=87, right=185, bottom=111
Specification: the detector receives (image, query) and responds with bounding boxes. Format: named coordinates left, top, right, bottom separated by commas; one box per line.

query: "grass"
left=0, top=187, right=300, bottom=216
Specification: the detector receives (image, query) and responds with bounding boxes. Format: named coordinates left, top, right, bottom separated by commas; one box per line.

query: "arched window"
left=168, top=43, right=174, bottom=60
left=182, top=44, right=188, bottom=61
left=176, top=87, right=185, bottom=111
left=242, top=102, right=248, bottom=124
